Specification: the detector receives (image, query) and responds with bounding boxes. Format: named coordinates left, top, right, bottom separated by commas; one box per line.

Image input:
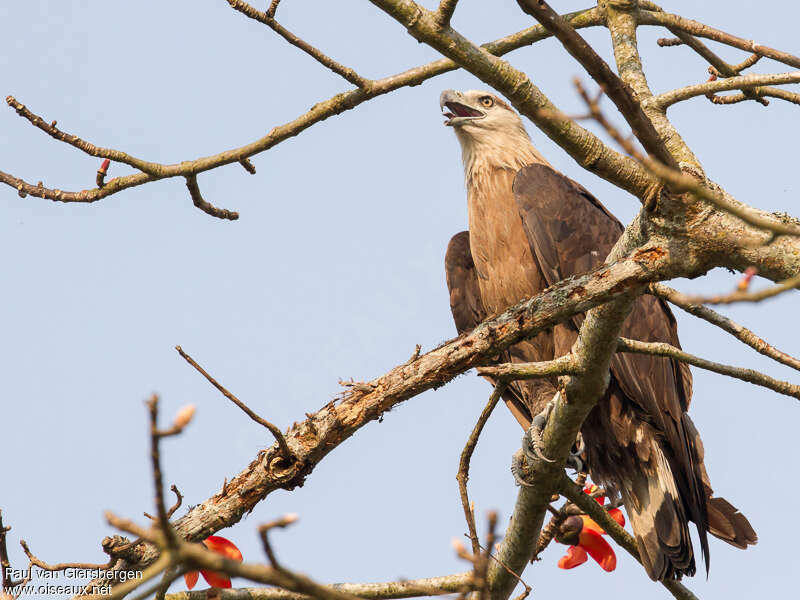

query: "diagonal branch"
left=5, top=96, right=162, bottom=174
left=616, top=337, right=800, bottom=401
left=515, top=0, right=677, bottom=167
left=226, top=1, right=370, bottom=88
left=175, top=345, right=293, bottom=460
left=651, top=283, right=800, bottom=373
left=80, top=245, right=678, bottom=596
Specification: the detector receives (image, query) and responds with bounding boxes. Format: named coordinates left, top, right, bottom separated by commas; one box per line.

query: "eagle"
left=440, top=89, right=757, bottom=581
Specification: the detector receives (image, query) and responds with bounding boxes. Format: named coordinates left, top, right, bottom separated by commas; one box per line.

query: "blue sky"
left=1, top=1, right=798, bottom=598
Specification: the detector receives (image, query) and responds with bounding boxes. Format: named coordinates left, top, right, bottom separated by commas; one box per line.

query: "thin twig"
left=258, top=514, right=299, bottom=569
left=147, top=395, right=178, bottom=549
left=683, top=272, right=800, bottom=305
left=616, top=337, right=800, bottom=401
left=185, top=175, right=239, bottom=221
left=18, top=540, right=116, bottom=573
left=651, top=283, right=800, bottom=373
left=5, top=96, right=161, bottom=174
left=227, top=0, right=370, bottom=88
left=457, top=384, right=506, bottom=556
left=0, top=511, right=21, bottom=589
left=266, top=0, right=281, bottom=18
left=174, top=345, right=294, bottom=460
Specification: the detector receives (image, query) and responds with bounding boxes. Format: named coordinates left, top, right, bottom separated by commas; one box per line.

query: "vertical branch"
left=457, top=384, right=506, bottom=556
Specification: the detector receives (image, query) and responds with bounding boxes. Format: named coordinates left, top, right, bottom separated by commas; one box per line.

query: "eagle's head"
left=439, top=89, right=546, bottom=181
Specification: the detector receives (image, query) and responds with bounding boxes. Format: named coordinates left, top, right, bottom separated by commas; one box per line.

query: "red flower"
left=184, top=535, right=243, bottom=589
left=557, top=485, right=625, bottom=573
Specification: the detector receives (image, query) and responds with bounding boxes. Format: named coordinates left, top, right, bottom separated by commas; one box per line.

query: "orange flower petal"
left=203, top=535, right=243, bottom=561
left=578, top=529, right=616, bottom=572
left=579, top=514, right=606, bottom=535
left=184, top=570, right=199, bottom=590
left=608, top=507, right=625, bottom=528
left=558, top=545, right=588, bottom=569
left=200, top=570, right=232, bottom=589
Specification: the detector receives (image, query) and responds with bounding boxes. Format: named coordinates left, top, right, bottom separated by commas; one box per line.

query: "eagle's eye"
left=479, top=96, right=494, bottom=108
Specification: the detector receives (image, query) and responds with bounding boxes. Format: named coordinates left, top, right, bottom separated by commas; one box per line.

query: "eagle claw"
left=511, top=396, right=587, bottom=485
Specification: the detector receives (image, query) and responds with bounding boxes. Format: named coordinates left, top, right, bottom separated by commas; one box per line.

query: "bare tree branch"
left=638, top=9, right=800, bottom=70
left=616, top=337, right=800, bottom=401
left=185, top=175, right=239, bottom=221
left=457, top=384, right=506, bottom=556
left=651, top=283, right=800, bottom=373
left=226, top=1, right=370, bottom=89
left=652, top=71, right=800, bottom=108
left=516, top=0, right=677, bottom=167
left=175, top=345, right=294, bottom=461
left=477, top=355, right=578, bottom=381
left=164, top=573, right=474, bottom=600
left=1, top=7, right=607, bottom=212
left=85, top=246, right=677, bottom=594
left=657, top=28, right=769, bottom=106
left=683, top=272, right=800, bottom=305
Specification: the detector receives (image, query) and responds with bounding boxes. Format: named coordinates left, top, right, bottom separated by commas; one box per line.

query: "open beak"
left=439, top=90, right=485, bottom=126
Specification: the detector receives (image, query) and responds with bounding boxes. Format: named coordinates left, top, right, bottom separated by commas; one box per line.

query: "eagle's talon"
left=523, top=397, right=557, bottom=464
left=566, top=431, right=586, bottom=473
left=511, top=449, right=534, bottom=486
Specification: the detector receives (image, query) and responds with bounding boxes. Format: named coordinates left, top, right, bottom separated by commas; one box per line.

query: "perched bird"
left=440, top=89, right=756, bottom=581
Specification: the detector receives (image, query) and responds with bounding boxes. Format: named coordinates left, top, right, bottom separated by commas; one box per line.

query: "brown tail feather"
left=707, top=496, right=758, bottom=549
left=622, top=443, right=695, bottom=581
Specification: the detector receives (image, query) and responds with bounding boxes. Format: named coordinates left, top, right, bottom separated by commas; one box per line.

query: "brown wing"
left=445, top=231, right=539, bottom=429
left=512, top=164, right=758, bottom=578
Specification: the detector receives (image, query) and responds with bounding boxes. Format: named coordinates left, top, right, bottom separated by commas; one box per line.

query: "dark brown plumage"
left=441, top=89, right=756, bottom=580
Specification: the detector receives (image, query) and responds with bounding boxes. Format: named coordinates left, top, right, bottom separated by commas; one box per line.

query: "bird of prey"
left=440, top=89, right=756, bottom=581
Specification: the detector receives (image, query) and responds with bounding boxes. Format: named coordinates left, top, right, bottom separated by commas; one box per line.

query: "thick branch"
left=651, top=283, right=800, bottom=373
left=617, top=337, right=800, bottom=401
left=516, top=0, right=676, bottom=167
left=82, top=245, right=677, bottom=595
left=653, top=71, right=800, bottom=108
